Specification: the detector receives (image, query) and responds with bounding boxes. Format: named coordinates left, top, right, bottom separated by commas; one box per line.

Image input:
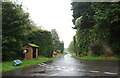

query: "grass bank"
left=1, top=56, right=57, bottom=72
left=72, top=55, right=120, bottom=60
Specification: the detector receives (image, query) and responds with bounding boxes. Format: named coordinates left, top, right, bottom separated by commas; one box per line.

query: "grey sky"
left=16, top=0, right=76, bottom=48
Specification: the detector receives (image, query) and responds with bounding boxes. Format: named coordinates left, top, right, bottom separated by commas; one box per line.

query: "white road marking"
left=56, top=68, right=62, bottom=70
left=89, top=71, right=100, bottom=73
left=38, top=63, right=47, bottom=67
left=104, top=72, right=117, bottom=75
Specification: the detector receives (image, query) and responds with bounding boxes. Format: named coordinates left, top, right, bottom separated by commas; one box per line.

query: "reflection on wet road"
left=3, top=54, right=118, bottom=76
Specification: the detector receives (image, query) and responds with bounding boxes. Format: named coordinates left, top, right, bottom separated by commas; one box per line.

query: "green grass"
left=1, top=56, right=57, bottom=72
left=72, top=55, right=120, bottom=60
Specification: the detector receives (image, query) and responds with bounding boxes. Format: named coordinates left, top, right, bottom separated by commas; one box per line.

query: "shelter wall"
left=25, top=47, right=33, bottom=60
left=36, top=48, right=38, bottom=57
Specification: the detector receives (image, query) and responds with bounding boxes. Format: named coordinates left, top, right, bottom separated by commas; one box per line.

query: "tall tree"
left=71, top=2, right=120, bottom=56
left=92, top=3, right=120, bottom=54
left=51, top=29, right=64, bottom=52
left=2, top=2, right=32, bottom=61
left=51, top=29, right=60, bottom=51
left=59, top=41, right=64, bottom=53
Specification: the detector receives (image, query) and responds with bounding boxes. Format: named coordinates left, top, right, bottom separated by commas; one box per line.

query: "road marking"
left=38, top=63, right=47, bottom=67
left=104, top=72, right=117, bottom=75
left=56, top=68, right=62, bottom=70
left=89, top=71, right=100, bottom=73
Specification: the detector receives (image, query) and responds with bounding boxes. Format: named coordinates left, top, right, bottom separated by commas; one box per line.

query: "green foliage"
left=71, top=2, right=120, bottom=56
left=51, top=29, right=64, bottom=52
left=2, top=1, right=63, bottom=61
left=89, top=42, right=103, bottom=56
left=68, top=41, right=74, bottom=53
left=92, top=3, right=120, bottom=55
left=71, top=2, right=95, bottom=29
left=2, top=2, right=32, bottom=61
left=58, top=41, right=64, bottom=51
left=51, top=29, right=60, bottom=51
left=28, top=29, right=54, bottom=57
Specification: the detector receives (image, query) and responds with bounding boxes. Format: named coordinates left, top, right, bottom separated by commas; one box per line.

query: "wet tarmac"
left=2, top=54, right=119, bottom=76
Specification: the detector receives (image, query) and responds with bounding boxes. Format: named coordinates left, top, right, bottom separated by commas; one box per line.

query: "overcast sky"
left=16, top=0, right=76, bottom=48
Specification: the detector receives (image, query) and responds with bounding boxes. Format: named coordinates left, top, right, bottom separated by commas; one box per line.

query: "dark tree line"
left=69, top=2, right=120, bottom=56
left=2, top=2, right=32, bottom=61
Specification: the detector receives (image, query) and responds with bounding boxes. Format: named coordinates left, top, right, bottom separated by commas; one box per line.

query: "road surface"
left=2, top=54, right=118, bottom=76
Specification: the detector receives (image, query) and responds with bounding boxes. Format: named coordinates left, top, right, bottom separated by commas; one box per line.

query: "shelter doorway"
left=33, top=47, right=36, bottom=58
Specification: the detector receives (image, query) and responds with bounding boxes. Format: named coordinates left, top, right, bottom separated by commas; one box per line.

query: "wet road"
left=3, top=54, right=118, bottom=76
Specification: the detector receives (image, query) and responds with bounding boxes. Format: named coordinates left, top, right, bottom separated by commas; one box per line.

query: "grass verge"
left=72, top=55, right=120, bottom=60
left=1, top=56, right=57, bottom=72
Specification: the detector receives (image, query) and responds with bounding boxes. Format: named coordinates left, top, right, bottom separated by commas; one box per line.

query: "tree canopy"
left=28, top=29, right=54, bottom=57
left=71, top=2, right=120, bottom=56
left=2, top=2, right=32, bottom=61
left=51, top=29, right=64, bottom=52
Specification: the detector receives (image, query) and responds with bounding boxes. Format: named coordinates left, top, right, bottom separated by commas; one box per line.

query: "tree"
left=92, top=3, right=120, bottom=55
left=68, top=41, right=74, bottom=53
left=51, top=29, right=60, bottom=51
left=71, top=2, right=95, bottom=29
left=59, top=41, right=64, bottom=53
left=71, top=2, right=120, bottom=56
left=2, top=2, right=32, bottom=61
left=28, top=29, right=54, bottom=57
left=51, top=29, right=64, bottom=53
